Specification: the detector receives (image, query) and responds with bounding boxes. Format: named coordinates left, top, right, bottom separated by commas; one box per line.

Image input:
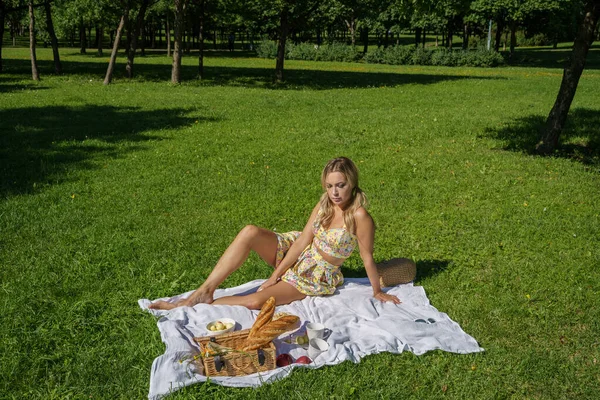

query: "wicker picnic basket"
left=194, top=329, right=276, bottom=377
left=376, top=257, right=417, bottom=287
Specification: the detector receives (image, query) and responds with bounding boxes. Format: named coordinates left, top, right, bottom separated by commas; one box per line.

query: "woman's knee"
left=241, top=295, right=265, bottom=310
left=238, top=225, right=260, bottom=243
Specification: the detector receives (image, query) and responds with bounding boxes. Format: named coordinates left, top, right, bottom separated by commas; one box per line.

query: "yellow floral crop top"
left=312, top=209, right=358, bottom=259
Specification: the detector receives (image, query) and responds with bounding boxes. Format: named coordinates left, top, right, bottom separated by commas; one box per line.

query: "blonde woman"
left=149, top=157, right=400, bottom=310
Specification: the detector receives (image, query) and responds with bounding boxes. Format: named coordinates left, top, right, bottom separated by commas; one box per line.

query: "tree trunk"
left=510, top=22, right=517, bottom=56
left=494, top=20, right=503, bottom=52
left=125, top=14, right=131, bottom=61
left=198, top=0, right=204, bottom=79
left=536, top=1, right=600, bottom=155
left=345, top=17, right=356, bottom=46
left=43, top=2, right=61, bottom=74
left=126, top=0, right=149, bottom=78
left=462, top=23, right=468, bottom=50
left=140, top=25, right=146, bottom=56
left=171, top=0, right=184, bottom=84
left=97, top=26, right=103, bottom=56
left=166, top=14, right=171, bottom=57
left=156, top=19, right=161, bottom=48
left=104, top=9, right=129, bottom=85
left=275, top=5, right=289, bottom=83
left=28, top=1, right=39, bottom=81
left=447, top=23, right=453, bottom=49
left=415, top=27, right=421, bottom=47
left=422, top=29, right=426, bottom=48
left=0, top=2, right=5, bottom=73
left=80, top=19, right=86, bottom=54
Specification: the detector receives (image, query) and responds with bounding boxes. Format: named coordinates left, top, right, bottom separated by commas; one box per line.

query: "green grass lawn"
left=1, top=47, right=599, bottom=399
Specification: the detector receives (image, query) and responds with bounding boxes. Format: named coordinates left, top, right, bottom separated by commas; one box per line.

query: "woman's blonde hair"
left=317, top=157, right=368, bottom=234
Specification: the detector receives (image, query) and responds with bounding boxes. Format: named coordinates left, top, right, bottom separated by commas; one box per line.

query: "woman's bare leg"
left=211, top=280, right=306, bottom=309
left=149, top=225, right=279, bottom=310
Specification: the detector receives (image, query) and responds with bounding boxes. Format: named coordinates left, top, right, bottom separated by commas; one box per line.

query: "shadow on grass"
left=196, top=65, right=502, bottom=90
left=505, top=45, right=600, bottom=69
left=1, top=56, right=502, bottom=90
left=0, top=105, right=217, bottom=198
left=482, top=108, right=600, bottom=167
left=341, top=259, right=450, bottom=283
left=0, top=75, right=50, bottom=93
left=414, top=260, right=450, bottom=283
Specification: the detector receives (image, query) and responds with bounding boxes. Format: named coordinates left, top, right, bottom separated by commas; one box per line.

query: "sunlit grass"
left=1, top=47, right=599, bottom=399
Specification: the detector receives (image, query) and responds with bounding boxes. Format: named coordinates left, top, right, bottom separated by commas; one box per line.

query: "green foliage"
left=255, top=38, right=279, bottom=58
left=365, top=45, right=505, bottom=68
left=287, top=42, right=319, bottom=60
left=257, top=40, right=504, bottom=68
left=411, top=46, right=432, bottom=65
left=381, top=45, right=414, bottom=65
left=257, top=41, right=361, bottom=63
left=517, top=32, right=551, bottom=47
left=362, top=45, right=386, bottom=63
left=314, top=42, right=361, bottom=62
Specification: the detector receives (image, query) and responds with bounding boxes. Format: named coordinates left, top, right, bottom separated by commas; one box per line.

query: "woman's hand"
left=374, top=291, right=401, bottom=304
left=257, top=276, right=280, bottom=292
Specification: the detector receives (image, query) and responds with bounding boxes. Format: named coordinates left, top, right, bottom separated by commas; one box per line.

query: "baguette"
left=248, top=296, right=276, bottom=339
left=242, top=315, right=300, bottom=351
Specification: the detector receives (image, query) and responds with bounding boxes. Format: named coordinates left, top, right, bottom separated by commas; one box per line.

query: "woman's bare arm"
left=355, top=208, right=401, bottom=304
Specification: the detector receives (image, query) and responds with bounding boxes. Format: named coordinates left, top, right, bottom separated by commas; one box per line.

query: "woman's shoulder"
left=354, top=206, right=370, bottom=218
left=353, top=206, right=373, bottom=225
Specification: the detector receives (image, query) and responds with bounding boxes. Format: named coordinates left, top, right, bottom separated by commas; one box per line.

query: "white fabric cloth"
left=139, top=279, right=483, bottom=400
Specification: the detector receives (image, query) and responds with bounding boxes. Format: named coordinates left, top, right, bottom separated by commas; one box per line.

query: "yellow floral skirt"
left=274, top=231, right=344, bottom=296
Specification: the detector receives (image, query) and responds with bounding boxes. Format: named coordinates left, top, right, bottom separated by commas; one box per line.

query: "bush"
left=431, top=49, right=455, bottom=66
left=261, top=41, right=361, bottom=63
left=256, top=39, right=278, bottom=59
left=363, top=46, right=386, bottom=64
left=381, top=45, right=414, bottom=65
left=468, top=36, right=487, bottom=50
left=315, top=42, right=361, bottom=63
left=288, top=42, right=318, bottom=61
left=411, top=47, right=432, bottom=65
left=518, top=32, right=550, bottom=47
left=471, top=49, right=505, bottom=67
left=258, top=39, right=503, bottom=68
left=429, top=48, right=504, bottom=67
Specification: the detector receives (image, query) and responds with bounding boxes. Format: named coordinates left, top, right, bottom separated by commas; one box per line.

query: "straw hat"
left=376, top=258, right=416, bottom=287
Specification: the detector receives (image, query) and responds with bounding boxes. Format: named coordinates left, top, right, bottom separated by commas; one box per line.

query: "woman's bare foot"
left=148, top=290, right=214, bottom=310
left=148, top=300, right=179, bottom=310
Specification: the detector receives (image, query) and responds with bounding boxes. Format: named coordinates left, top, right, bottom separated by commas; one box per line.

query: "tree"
left=0, top=0, right=5, bottom=73
left=329, top=0, right=378, bottom=47
left=28, top=0, right=39, bottom=81
left=536, top=0, right=600, bottom=154
left=274, top=2, right=289, bottom=82
left=196, top=0, right=205, bottom=78
left=104, top=2, right=130, bottom=85
left=171, top=0, right=185, bottom=83
left=273, top=0, right=320, bottom=82
left=44, top=1, right=62, bottom=74
left=126, top=0, right=150, bottom=78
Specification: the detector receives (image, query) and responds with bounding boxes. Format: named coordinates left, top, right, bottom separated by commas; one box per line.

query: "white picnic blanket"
left=139, top=278, right=483, bottom=400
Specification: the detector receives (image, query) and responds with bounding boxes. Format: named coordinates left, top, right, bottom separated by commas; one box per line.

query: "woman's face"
left=325, top=171, right=354, bottom=208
